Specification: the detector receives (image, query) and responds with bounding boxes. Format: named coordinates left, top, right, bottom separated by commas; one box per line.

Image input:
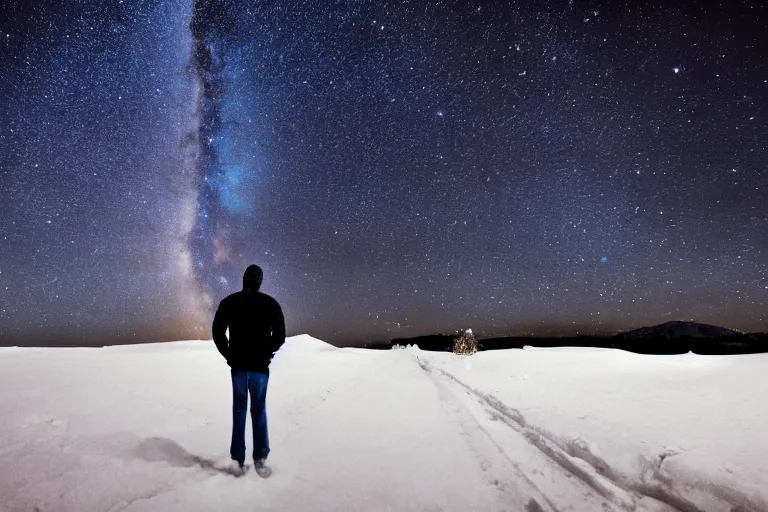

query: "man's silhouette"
left=212, top=264, right=285, bottom=475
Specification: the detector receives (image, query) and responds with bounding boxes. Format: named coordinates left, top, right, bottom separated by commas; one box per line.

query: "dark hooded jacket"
left=212, top=265, right=286, bottom=373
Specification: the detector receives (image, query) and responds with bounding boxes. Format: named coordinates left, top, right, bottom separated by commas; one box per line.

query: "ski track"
left=415, top=355, right=768, bottom=512
left=414, top=355, right=684, bottom=512
left=418, top=361, right=564, bottom=511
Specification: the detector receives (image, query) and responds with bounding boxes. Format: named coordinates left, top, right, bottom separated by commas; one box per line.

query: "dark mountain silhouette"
left=615, top=321, right=741, bottom=340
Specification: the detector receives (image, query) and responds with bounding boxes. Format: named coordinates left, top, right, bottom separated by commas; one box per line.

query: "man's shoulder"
left=219, top=291, right=243, bottom=306
left=255, top=292, right=281, bottom=308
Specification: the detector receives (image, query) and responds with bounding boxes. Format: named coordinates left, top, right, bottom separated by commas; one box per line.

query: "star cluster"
left=0, top=0, right=765, bottom=346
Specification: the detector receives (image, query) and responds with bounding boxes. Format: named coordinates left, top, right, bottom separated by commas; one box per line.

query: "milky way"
left=188, top=0, right=244, bottom=305
left=0, top=0, right=765, bottom=346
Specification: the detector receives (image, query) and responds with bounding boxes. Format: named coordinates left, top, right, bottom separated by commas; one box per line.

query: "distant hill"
left=616, top=321, right=741, bottom=340
left=613, top=321, right=764, bottom=355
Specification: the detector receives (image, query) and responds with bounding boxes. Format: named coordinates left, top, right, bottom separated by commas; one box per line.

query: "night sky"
left=0, top=0, right=765, bottom=346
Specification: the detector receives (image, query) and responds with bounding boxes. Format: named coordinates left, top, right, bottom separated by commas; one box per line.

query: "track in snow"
left=414, top=355, right=685, bottom=512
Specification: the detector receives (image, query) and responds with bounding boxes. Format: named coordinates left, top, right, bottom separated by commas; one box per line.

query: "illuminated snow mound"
left=281, top=334, right=338, bottom=351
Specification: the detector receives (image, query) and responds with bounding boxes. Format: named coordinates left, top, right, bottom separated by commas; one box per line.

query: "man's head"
left=243, top=264, right=263, bottom=292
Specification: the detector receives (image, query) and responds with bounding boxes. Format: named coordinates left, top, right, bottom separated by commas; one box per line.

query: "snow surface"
left=1, top=336, right=766, bottom=511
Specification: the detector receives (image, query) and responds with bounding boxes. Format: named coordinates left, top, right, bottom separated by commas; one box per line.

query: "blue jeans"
left=230, top=371, right=270, bottom=464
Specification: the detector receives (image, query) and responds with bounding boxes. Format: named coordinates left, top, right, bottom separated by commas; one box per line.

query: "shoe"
left=253, top=458, right=272, bottom=478
left=229, top=456, right=247, bottom=477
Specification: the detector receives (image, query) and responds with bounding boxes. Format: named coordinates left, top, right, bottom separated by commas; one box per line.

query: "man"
left=212, top=264, right=286, bottom=476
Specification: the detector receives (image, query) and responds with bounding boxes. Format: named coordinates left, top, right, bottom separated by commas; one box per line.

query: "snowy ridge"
left=281, top=334, right=338, bottom=351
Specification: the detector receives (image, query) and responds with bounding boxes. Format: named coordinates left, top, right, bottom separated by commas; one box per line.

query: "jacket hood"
left=243, top=264, right=263, bottom=292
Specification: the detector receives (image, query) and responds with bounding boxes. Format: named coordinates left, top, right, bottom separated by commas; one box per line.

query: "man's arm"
left=270, top=301, right=286, bottom=354
left=212, top=300, right=230, bottom=362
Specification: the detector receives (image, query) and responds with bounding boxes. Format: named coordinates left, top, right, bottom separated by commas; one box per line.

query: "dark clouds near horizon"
left=0, top=0, right=766, bottom=346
